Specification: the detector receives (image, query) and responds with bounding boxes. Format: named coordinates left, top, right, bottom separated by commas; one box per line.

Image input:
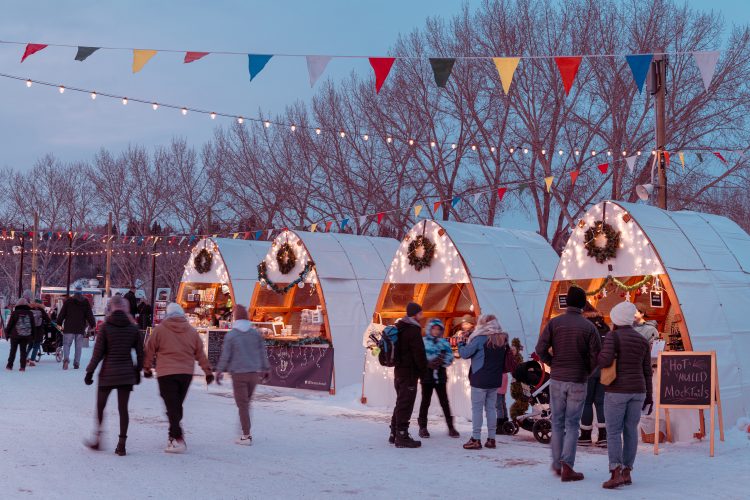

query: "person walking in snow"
left=598, top=301, right=653, bottom=489
left=57, top=284, right=96, bottom=370
left=458, top=314, right=509, bottom=450
left=389, top=302, right=428, bottom=449
left=84, top=296, right=143, bottom=456
left=215, top=305, right=270, bottom=446
left=579, top=303, right=610, bottom=447
left=143, top=303, right=214, bottom=453
left=123, top=286, right=138, bottom=317
left=27, top=296, right=51, bottom=367
left=5, top=298, right=36, bottom=372
left=536, top=286, right=601, bottom=482
left=417, top=319, right=459, bottom=439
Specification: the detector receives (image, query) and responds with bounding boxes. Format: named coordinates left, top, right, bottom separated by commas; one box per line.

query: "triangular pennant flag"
left=570, top=170, right=580, bottom=184
left=597, top=163, right=609, bottom=174
left=325, top=221, right=333, bottom=232
left=368, top=57, right=396, bottom=94
left=255, top=230, right=263, bottom=240
left=473, top=192, right=482, bottom=205
left=554, top=56, right=583, bottom=96
left=544, top=176, right=554, bottom=193
left=714, top=152, right=727, bottom=164
left=178, top=236, right=186, bottom=245
left=414, top=205, right=423, bottom=217
left=697, top=153, right=704, bottom=163
left=184, top=51, right=209, bottom=63
left=359, top=215, right=367, bottom=226
left=310, top=223, right=318, bottom=233
left=377, top=212, right=385, bottom=225
left=693, top=51, right=720, bottom=92
left=497, top=187, right=507, bottom=201
left=433, top=201, right=442, bottom=213
left=232, top=233, right=239, bottom=239
left=306, top=55, right=332, bottom=87
left=493, top=57, right=520, bottom=95
left=663, top=151, right=671, bottom=167
left=451, top=195, right=461, bottom=207
left=243, top=232, right=250, bottom=240
left=21, top=43, right=47, bottom=62
left=678, top=152, right=685, bottom=170
left=267, top=229, right=273, bottom=239
left=75, top=46, right=99, bottom=61
left=626, top=155, right=637, bottom=173
left=132, top=49, right=157, bottom=73
left=625, top=54, right=653, bottom=93
left=340, top=218, right=349, bottom=231
left=429, top=58, right=456, bottom=88
left=248, top=54, right=273, bottom=81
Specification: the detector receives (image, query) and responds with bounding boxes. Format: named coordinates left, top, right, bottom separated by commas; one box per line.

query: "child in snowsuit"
left=417, top=319, right=459, bottom=438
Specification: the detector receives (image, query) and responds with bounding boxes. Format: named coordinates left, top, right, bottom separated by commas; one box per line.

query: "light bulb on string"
left=490, top=146, right=496, bottom=153
left=290, top=125, right=296, bottom=132
left=592, top=150, right=597, bottom=156
left=152, top=103, right=159, bottom=110
left=558, top=150, right=563, bottom=155
left=363, top=134, right=369, bottom=141
left=509, top=147, right=514, bottom=154
left=541, top=149, right=546, bottom=155
left=575, top=150, right=580, bottom=156
left=26, top=79, right=32, bottom=88
left=409, top=139, right=415, bottom=146
left=315, top=128, right=321, bottom=135
left=471, top=144, right=476, bottom=151
left=237, top=117, right=244, bottom=124
left=181, top=107, right=188, bottom=116
left=607, top=150, right=612, bottom=156
left=386, top=137, right=393, bottom=144
left=340, top=131, right=346, bottom=138
left=264, top=121, right=271, bottom=128
left=637, top=150, right=642, bottom=156
left=90, top=92, right=97, bottom=100
left=523, top=148, right=529, bottom=154
left=122, top=97, right=128, bottom=105
left=451, top=143, right=456, bottom=149
left=622, top=150, right=627, bottom=156
left=58, top=85, right=65, bottom=94
left=210, top=112, right=216, bottom=120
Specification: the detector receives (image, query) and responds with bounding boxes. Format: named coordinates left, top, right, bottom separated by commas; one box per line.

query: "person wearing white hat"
left=597, top=301, right=653, bottom=489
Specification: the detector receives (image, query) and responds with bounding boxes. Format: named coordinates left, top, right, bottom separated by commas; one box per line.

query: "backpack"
left=15, top=313, right=33, bottom=337
left=369, top=325, right=399, bottom=367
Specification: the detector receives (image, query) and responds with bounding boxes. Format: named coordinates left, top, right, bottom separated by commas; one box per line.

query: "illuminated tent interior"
left=545, top=200, right=750, bottom=437
left=362, top=219, right=558, bottom=419
left=249, top=229, right=399, bottom=391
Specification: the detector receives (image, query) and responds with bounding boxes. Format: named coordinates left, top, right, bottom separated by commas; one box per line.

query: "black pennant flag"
left=429, top=58, right=456, bottom=88
left=75, top=46, right=99, bottom=61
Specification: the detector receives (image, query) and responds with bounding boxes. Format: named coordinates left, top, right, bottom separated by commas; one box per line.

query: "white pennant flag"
left=693, top=51, right=720, bottom=92
left=267, top=229, right=273, bottom=239
left=359, top=215, right=367, bottom=227
left=306, top=55, right=332, bottom=87
left=625, top=155, right=637, bottom=173
left=473, top=192, right=482, bottom=205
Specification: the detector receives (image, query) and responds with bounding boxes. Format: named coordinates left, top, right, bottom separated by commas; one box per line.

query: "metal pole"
left=65, top=219, right=73, bottom=297
left=105, top=212, right=112, bottom=296
left=30, top=213, right=39, bottom=297
left=652, top=54, right=668, bottom=210
left=150, top=238, right=158, bottom=327
left=17, top=224, right=25, bottom=299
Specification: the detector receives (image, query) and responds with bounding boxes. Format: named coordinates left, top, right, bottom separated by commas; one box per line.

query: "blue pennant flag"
left=625, top=54, right=653, bottom=93
left=248, top=54, right=273, bottom=81
left=451, top=196, right=461, bottom=208
left=255, top=230, right=263, bottom=240
left=340, top=218, right=349, bottom=231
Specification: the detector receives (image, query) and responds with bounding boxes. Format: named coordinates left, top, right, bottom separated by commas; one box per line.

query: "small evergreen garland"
left=194, top=248, right=213, bottom=274
left=584, top=221, right=621, bottom=264
left=276, top=242, right=297, bottom=275
left=264, top=337, right=331, bottom=347
left=407, top=235, right=436, bottom=271
left=257, top=260, right=313, bottom=295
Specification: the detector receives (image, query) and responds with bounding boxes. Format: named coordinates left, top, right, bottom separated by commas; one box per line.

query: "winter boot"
left=63, top=361, right=69, bottom=370
left=496, top=417, right=509, bottom=434
left=27, top=360, right=35, bottom=367
left=484, top=438, right=496, bottom=449
left=74, top=363, right=80, bottom=369
left=622, top=467, right=632, bottom=485
left=596, top=427, right=608, bottom=447
left=5, top=364, right=11, bottom=371
left=578, top=428, right=592, bottom=445
left=394, top=430, right=421, bottom=448
left=602, top=466, right=625, bottom=489
left=560, top=462, right=584, bottom=482
left=418, top=427, right=430, bottom=438
left=115, top=436, right=127, bottom=456
left=85, top=429, right=102, bottom=451
left=236, top=434, right=253, bottom=446
left=462, top=438, right=482, bottom=450
left=388, top=426, right=395, bottom=445
left=165, top=437, right=187, bottom=454
left=446, top=417, right=460, bottom=438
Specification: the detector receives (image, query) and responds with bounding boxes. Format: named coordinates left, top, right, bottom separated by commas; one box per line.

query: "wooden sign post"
left=653, top=351, right=724, bottom=456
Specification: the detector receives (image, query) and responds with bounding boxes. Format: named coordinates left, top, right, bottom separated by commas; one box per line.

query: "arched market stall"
left=544, top=200, right=750, bottom=438
left=249, top=229, right=399, bottom=393
left=362, top=219, right=559, bottom=420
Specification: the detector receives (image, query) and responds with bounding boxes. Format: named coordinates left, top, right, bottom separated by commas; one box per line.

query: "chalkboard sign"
left=658, top=353, right=712, bottom=406
left=207, top=329, right=227, bottom=368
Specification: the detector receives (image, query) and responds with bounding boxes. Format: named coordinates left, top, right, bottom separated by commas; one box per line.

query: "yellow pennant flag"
left=493, top=57, right=521, bottom=95
left=310, top=223, right=318, bottom=233
left=678, top=151, right=685, bottom=170
left=414, top=205, right=423, bottom=217
left=544, top=176, right=554, bottom=192
left=132, top=49, right=158, bottom=73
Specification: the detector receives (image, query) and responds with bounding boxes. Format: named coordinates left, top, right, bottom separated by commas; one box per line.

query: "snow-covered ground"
left=0, top=341, right=748, bottom=500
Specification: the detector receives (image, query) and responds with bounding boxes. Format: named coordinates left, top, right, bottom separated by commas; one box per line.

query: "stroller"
left=37, top=322, right=64, bottom=363
left=512, top=359, right=552, bottom=444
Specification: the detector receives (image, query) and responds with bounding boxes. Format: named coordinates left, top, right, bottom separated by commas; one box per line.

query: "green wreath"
left=584, top=221, right=621, bottom=264
left=408, top=235, right=436, bottom=271
left=276, top=242, right=296, bottom=275
left=194, top=248, right=213, bottom=274
left=258, top=261, right=313, bottom=295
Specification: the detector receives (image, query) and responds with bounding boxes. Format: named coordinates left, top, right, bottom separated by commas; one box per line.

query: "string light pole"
left=149, top=238, right=160, bottom=328
left=30, top=213, right=39, bottom=297
left=105, top=213, right=112, bottom=297
left=16, top=224, right=25, bottom=299
left=651, top=54, right=669, bottom=210
left=65, top=219, right=73, bottom=297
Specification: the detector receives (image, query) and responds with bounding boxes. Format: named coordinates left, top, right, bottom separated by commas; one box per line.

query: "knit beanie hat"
left=165, top=302, right=185, bottom=318
left=406, top=302, right=422, bottom=317
left=427, top=318, right=444, bottom=332
left=566, top=286, right=587, bottom=309
left=610, top=301, right=637, bottom=327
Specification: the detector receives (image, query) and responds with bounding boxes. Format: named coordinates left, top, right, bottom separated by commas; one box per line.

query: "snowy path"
left=0, top=342, right=747, bottom=499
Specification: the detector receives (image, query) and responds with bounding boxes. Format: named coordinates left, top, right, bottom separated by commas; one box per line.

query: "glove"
left=216, top=372, right=224, bottom=386
left=134, top=369, right=141, bottom=385
left=643, top=394, right=654, bottom=415
left=84, top=372, right=94, bottom=386
left=143, top=368, right=153, bottom=379
left=205, top=373, right=215, bottom=385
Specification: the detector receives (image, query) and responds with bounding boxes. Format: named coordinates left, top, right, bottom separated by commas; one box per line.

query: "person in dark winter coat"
left=137, top=299, right=153, bottom=330
left=579, top=303, right=610, bottom=447
left=389, top=302, right=428, bottom=449
left=5, top=298, right=36, bottom=371
left=26, top=297, right=51, bottom=367
left=536, top=286, right=601, bottom=482
left=598, top=301, right=653, bottom=489
left=57, top=285, right=96, bottom=370
left=84, top=296, right=144, bottom=456
left=417, top=319, right=459, bottom=439
left=123, top=287, right=138, bottom=317
left=458, top=314, right=508, bottom=450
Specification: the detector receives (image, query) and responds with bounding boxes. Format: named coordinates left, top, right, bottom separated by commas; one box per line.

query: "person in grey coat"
left=215, top=305, right=270, bottom=446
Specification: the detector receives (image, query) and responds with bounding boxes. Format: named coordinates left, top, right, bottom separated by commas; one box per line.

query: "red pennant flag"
left=663, top=151, right=671, bottom=166
left=21, top=43, right=48, bottom=62
left=433, top=201, right=442, bottom=213
left=184, top=51, right=209, bottom=63
left=497, top=187, right=507, bottom=201
left=570, top=170, right=580, bottom=184
left=325, top=221, right=333, bottom=232
left=244, top=232, right=251, bottom=240
left=597, top=163, right=609, bottom=174
left=554, top=56, right=582, bottom=96
left=713, top=152, right=728, bottom=164
left=369, top=57, right=396, bottom=94
left=376, top=212, right=385, bottom=224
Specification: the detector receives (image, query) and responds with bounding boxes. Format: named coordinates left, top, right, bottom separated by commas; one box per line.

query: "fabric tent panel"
left=369, top=237, right=401, bottom=268
left=697, top=213, right=750, bottom=273
left=455, top=239, right=512, bottom=280
left=214, top=239, right=270, bottom=281
left=509, top=280, right=554, bottom=346
left=670, top=212, right=743, bottom=272
left=308, top=249, right=355, bottom=279
left=231, top=280, right=257, bottom=308
left=330, top=234, right=398, bottom=280
left=472, top=278, right=526, bottom=344
left=668, top=270, right=732, bottom=335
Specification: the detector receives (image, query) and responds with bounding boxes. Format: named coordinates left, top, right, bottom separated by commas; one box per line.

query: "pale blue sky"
left=0, top=0, right=745, bottom=170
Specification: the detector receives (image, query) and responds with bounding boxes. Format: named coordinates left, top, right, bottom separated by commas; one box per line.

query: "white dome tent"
left=545, top=200, right=750, bottom=438
left=250, top=229, right=399, bottom=393
left=362, top=219, right=558, bottom=420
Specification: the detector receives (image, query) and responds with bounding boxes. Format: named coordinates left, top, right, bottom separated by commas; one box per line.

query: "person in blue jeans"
left=579, top=303, right=610, bottom=446
left=536, top=286, right=601, bottom=482
left=597, top=301, right=653, bottom=489
left=458, top=314, right=508, bottom=450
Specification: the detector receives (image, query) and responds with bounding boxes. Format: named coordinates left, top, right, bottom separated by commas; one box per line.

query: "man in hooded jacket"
left=57, top=285, right=96, bottom=370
